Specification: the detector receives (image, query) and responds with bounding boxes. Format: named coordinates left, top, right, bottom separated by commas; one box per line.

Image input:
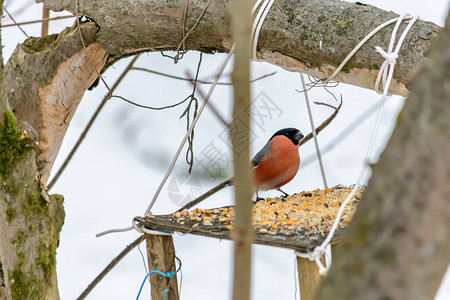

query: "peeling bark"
left=4, top=22, right=107, bottom=183
left=317, top=12, right=450, bottom=300
left=39, top=0, right=440, bottom=95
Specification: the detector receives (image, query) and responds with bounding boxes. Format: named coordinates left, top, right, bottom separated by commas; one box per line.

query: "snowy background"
left=2, top=0, right=449, bottom=299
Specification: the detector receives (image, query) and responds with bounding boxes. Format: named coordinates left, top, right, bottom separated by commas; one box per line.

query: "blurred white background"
left=2, top=0, right=449, bottom=299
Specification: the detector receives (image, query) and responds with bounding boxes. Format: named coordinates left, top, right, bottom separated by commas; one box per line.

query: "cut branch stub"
left=4, top=22, right=107, bottom=183
left=40, top=0, right=440, bottom=95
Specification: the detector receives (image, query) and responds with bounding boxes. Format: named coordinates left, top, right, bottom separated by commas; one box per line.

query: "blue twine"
left=136, top=256, right=181, bottom=300
left=162, top=289, right=169, bottom=300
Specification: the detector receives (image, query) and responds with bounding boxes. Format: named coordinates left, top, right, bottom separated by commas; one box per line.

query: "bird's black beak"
left=294, top=131, right=304, bottom=142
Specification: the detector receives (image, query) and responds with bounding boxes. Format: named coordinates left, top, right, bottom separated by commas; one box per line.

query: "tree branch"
left=40, top=0, right=440, bottom=95
left=77, top=236, right=144, bottom=300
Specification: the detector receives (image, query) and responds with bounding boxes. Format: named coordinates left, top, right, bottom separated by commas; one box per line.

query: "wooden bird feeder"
left=135, top=185, right=363, bottom=300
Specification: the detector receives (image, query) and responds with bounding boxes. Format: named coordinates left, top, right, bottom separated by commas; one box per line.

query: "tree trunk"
left=0, top=109, right=65, bottom=300
left=317, top=12, right=450, bottom=300
left=0, top=14, right=103, bottom=300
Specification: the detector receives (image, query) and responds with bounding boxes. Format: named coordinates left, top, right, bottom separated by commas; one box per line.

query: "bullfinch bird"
left=251, top=128, right=304, bottom=198
left=178, top=128, right=304, bottom=211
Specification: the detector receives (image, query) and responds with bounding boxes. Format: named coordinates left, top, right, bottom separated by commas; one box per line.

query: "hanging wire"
left=180, top=52, right=203, bottom=173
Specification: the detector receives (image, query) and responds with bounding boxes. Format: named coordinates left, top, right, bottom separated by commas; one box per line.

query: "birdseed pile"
left=169, top=185, right=364, bottom=236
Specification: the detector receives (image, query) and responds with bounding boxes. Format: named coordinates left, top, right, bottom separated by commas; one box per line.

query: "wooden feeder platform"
left=136, top=185, right=363, bottom=252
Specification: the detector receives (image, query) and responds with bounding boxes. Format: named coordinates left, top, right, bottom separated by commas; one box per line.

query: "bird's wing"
left=251, top=141, right=271, bottom=167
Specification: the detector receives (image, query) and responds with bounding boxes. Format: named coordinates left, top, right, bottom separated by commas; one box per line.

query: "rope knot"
left=375, top=46, right=398, bottom=65
left=310, top=245, right=326, bottom=261
left=294, top=245, right=329, bottom=276
left=294, top=245, right=326, bottom=262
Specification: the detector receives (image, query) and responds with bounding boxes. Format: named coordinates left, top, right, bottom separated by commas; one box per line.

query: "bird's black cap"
left=270, top=128, right=304, bottom=145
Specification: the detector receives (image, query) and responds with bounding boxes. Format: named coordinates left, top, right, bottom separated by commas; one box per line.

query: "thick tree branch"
left=4, top=22, right=107, bottom=183
left=317, top=12, right=450, bottom=300
left=39, top=0, right=440, bottom=95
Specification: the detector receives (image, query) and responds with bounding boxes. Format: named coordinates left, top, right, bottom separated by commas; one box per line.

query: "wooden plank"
left=136, top=215, right=343, bottom=252
left=145, top=235, right=179, bottom=300
left=297, top=256, right=324, bottom=300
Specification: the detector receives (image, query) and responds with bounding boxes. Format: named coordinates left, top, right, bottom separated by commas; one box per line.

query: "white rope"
left=295, top=13, right=419, bottom=276
left=96, top=0, right=274, bottom=238
left=300, top=72, right=328, bottom=189
left=375, top=14, right=420, bottom=95
left=132, top=219, right=173, bottom=236
left=252, top=0, right=275, bottom=59
left=324, top=14, right=418, bottom=83
left=96, top=219, right=172, bottom=237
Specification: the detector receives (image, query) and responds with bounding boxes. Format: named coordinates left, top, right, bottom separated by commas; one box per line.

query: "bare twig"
left=132, top=67, right=276, bottom=85
left=296, top=75, right=340, bottom=102
left=111, top=94, right=192, bottom=110
left=181, top=0, right=188, bottom=55
left=173, top=0, right=212, bottom=62
left=301, top=97, right=382, bottom=168
left=185, top=70, right=229, bottom=127
left=298, top=96, right=343, bottom=147
left=313, top=101, right=338, bottom=110
left=77, top=236, right=144, bottom=300
left=1, top=14, right=77, bottom=28
left=3, top=7, right=29, bottom=38
left=176, top=179, right=233, bottom=212
left=47, top=55, right=140, bottom=190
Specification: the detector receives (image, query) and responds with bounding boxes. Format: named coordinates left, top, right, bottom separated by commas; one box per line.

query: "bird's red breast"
left=252, top=135, right=300, bottom=190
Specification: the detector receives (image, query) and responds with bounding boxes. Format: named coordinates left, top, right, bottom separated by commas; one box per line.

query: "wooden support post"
left=145, top=234, right=179, bottom=300
left=297, top=257, right=323, bottom=300
left=41, top=8, right=50, bottom=37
